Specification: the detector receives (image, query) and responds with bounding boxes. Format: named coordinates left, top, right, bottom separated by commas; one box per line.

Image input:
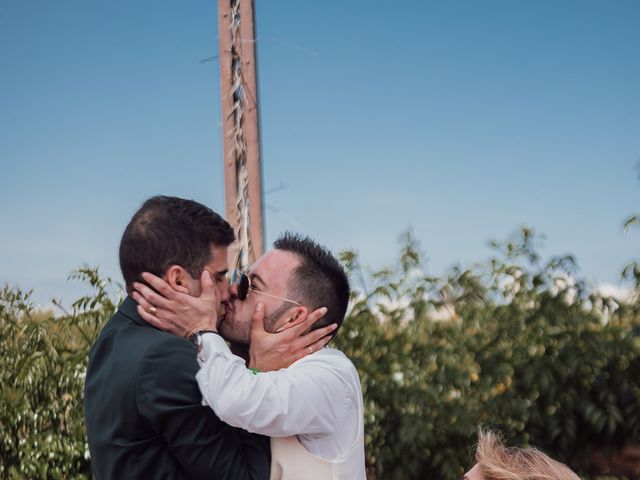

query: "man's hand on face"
left=133, top=271, right=219, bottom=338
left=248, top=303, right=337, bottom=371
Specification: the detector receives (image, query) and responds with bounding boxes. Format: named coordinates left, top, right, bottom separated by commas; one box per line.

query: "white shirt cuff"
left=199, top=332, right=229, bottom=364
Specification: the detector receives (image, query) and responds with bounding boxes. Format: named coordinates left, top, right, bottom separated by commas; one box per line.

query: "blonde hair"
left=475, top=430, right=581, bottom=480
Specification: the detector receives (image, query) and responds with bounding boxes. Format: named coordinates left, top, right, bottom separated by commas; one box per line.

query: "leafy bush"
left=0, top=268, right=120, bottom=479
left=333, top=228, right=640, bottom=479
left=1, top=230, right=638, bottom=479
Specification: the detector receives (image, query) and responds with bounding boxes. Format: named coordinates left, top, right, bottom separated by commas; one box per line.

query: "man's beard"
left=219, top=301, right=289, bottom=345
left=264, top=302, right=290, bottom=333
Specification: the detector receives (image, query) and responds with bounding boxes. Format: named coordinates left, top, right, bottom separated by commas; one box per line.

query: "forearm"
left=138, top=338, right=271, bottom=479
left=196, top=334, right=336, bottom=437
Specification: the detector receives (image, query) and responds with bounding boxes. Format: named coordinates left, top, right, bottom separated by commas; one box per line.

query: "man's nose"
left=218, top=277, right=231, bottom=303
left=228, top=281, right=238, bottom=298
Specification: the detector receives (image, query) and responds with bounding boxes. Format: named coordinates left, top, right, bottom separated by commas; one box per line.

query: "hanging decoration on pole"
left=218, top=0, right=265, bottom=273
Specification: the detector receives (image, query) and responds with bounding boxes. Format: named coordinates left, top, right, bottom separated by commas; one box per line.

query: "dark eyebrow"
left=250, top=272, right=267, bottom=288
left=214, top=269, right=228, bottom=277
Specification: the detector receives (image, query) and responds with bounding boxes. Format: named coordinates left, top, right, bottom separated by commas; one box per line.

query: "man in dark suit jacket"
left=84, top=196, right=270, bottom=479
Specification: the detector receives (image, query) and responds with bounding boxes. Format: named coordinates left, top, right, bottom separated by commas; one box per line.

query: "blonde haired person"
left=464, top=430, right=581, bottom=480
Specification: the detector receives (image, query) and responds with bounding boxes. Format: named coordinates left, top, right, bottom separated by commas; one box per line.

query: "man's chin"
left=216, top=318, right=231, bottom=340
left=218, top=323, right=249, bottom=345
left=217, top=315, right=228, bottom=337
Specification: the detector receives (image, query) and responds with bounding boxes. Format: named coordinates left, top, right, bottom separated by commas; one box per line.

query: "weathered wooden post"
left=218, top=0, right=264, bottom=270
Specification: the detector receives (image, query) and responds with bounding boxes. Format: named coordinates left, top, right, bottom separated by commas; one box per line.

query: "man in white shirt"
left=133, top=232, right=366, bottom=480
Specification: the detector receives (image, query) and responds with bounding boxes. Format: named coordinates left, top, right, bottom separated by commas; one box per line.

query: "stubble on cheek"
left=219, top=317, right=251, bottom=345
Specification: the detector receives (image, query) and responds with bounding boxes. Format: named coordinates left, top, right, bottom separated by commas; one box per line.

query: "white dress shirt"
left=195, top=333, right=366, bottom=480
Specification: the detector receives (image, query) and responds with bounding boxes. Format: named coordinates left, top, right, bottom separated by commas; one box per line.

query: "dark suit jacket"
left=84, top=296, right=270, bottom=479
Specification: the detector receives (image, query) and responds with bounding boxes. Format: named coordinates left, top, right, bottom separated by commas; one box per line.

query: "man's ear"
left=163, top=265, right=191, bottom=294
left=274, top=307, right=308, bottom=332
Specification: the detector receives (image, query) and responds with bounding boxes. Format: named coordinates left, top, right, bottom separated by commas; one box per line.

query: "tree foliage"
left=0, top=268, right=120, bottom=479
left=333, top=228, right=640, bottom=479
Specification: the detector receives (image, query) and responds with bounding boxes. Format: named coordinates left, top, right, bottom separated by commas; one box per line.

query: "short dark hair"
left=119, top=196, right=234, bottom=293
left=273, top=232, right=350, bottom=336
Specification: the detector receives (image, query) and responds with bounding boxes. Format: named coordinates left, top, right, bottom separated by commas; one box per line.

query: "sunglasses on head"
left=230, top=270, right=302, bottom=306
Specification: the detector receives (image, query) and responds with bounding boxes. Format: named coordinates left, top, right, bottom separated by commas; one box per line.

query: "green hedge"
left=333, top=229, right=640, bottom=479
left=1, top=228, right=638, bottom=479
left=0, top=269, right=119, bottom=479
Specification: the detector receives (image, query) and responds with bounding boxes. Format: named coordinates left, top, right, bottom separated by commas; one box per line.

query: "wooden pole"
left=218, top=0, right=237, bottom=229
left=218, top=0, right=264, bottom=265
left=238, top=0, right=264, bottom=261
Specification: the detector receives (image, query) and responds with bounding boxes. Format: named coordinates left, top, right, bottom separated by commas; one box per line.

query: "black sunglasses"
left=231, top=271, right=301, bottom=305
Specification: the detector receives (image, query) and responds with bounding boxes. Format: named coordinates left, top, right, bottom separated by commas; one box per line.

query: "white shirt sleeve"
left=195, top=333, right=348, bottom=437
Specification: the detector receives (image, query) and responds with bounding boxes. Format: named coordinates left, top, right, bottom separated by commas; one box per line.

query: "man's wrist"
left=190, top=330, right=221, bottom=363
left=186, top=322, right=217, bottom=338
left=189, top=329, right=220, bottom=343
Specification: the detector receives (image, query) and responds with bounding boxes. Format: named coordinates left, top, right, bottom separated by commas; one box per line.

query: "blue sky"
left=1, top=0, right=639, bottom=308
